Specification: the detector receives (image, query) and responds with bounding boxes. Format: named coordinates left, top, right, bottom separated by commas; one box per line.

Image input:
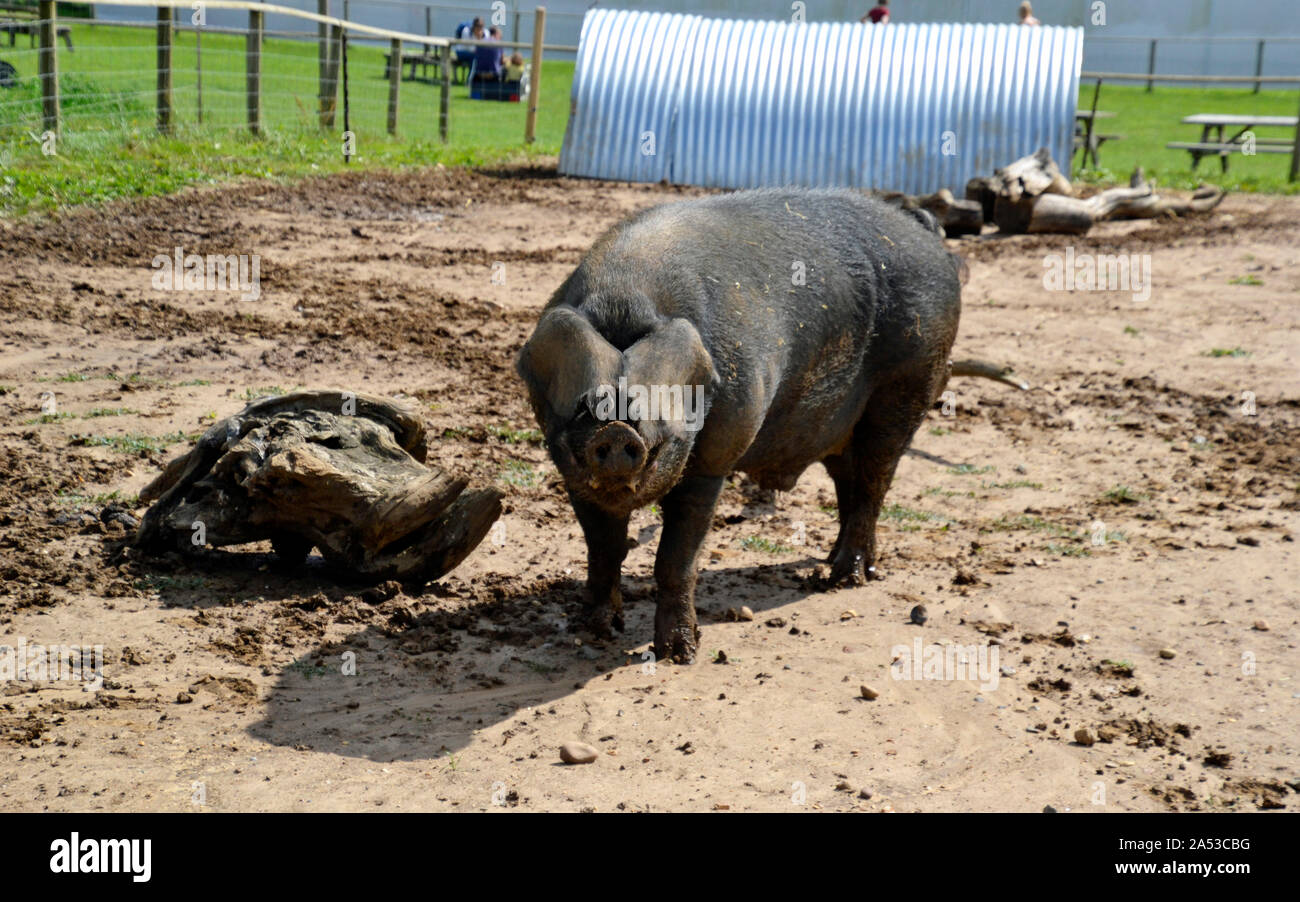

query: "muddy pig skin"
left=516, top=188, right=962, bottom=663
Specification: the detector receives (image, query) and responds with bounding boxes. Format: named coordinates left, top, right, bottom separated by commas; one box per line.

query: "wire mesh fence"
left=0, top=2, right=576, bottom=167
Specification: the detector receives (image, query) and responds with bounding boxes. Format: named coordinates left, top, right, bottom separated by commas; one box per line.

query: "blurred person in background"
left=861, top=0, right=890, bottom=24
left=473, top=25, right=504, bottom=81
left=454, top=17, right=483, bottom=69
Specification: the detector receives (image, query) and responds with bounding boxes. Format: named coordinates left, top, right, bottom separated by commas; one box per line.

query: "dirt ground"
left=0, top=165, right=1296, bottom=813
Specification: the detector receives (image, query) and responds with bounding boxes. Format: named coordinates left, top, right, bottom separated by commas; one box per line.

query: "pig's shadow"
left=247, top=561, right=824, bottom=763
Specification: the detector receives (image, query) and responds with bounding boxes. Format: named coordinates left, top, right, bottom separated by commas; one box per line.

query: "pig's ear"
left=623, top=318, right=719, bottom=395
left=516, top=307, right=623, bottom=421
left=621, top=318, right=718, bottom=437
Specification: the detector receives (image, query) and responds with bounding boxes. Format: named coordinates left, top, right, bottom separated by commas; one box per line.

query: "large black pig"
left=517, top=188, right=962, bottom=663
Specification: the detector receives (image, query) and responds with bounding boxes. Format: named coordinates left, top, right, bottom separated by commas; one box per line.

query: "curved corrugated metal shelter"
left=558, top=10, right=1084, bottom=195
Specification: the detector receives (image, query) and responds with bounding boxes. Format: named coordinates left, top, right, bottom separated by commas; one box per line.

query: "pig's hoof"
left=581, top=603, right=624, bottom=638
left=654, top=624, right=700, bottom=665
left=826, top=551, right=879, bottom=588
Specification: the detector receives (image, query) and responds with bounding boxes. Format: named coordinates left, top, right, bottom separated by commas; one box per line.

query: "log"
left=994, top=182, right=1154, bottom=235
left=135, top=391, right=502, bottom=584
left=917, top=189, right=984, bottom=237
left=965, top=176, right=999, bottom=223
left=1100, top=169, right=1227, bottom=220
left=876, top=188, right=984, bottom=237
left=993, top=146, right=1073, bottom=202
left=983, top=156, right=1227, bottom=235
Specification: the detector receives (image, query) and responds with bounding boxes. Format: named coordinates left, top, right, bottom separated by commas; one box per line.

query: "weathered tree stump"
left=877, top=188, right=985, bottom=237
left=134, top=390, right=502, bottom=583
left=974, top=151, right=1227, bottom=235
left=1102, top=168, right=1226, bottom=220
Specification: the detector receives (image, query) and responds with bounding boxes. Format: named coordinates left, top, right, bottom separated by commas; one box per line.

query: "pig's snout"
left=585, top=421, right=648, bottom=490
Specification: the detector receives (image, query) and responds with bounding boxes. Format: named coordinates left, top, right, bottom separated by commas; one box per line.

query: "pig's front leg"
left=653, top=475, right=725, bottom=664
left=570, top=495, right=630, bottom=636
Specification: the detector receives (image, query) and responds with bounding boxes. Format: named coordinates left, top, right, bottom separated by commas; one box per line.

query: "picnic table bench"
left=382, top=46, right=447, bottom=83
left=1168, top=113, right=1299, bottom=172
left=1, top=18, right=73, bottom=50
left=1074, top=109, right=1121, bottom=168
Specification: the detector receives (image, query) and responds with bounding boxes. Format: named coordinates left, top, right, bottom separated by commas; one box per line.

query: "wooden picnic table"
left=383, top=46, right=451, bottom=84
left=1169, top=113, right=1300, bottom=172
left=1074, top=109, right=1117, bottom=168
left=1, top=18, right=73, bottom=50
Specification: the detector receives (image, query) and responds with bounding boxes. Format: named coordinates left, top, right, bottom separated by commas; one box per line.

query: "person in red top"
left=861, top=1, right=890, bottom=24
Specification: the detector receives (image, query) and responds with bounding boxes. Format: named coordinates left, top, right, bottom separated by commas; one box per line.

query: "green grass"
left=24, top=412, right=76, bottom=424
left=1102, top=485, right=1146, bottom=504
left=1228, top=274, right=1264, bottom=286
left=1045, top=542, right=1091, bottom=558
left=881, top=503, right=952, bottom=532
left=2, top=28, right=1295, bottom=217
left=740, top=535, right=794, bottom=554
left=984, top=514, right=1074, bottom=537
left=921, top=486, right=976, bottom=499
left=24, top=407, right=137, bottom=423
left=71, top=430, right=195, bottom=453
left=0, top=23, right=576, bottom=216
left=1204, top=347, right=1251, bottom=358
left=487, top=425, right=543, bottom=445
left=1073, top=83, right=1300, bottom=195
left=240, top=385, right=289, bottom=400
left=498, top=460, right=537, bottom=487
left=55, top=488, right=138, bottom=508
left=948, top=464, right=996, bottom=476
left=982, top=479, right=1043, bottom=490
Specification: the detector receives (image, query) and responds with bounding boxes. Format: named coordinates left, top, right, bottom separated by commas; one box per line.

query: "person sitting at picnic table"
left=454, top=17, right=483, bottom=67
left=1017, top=2, right=1041, bottom=25
left=861, top=0, right=890, bottom=24
left=504, top=51, right=526, bottom=83
left=472, top=25, right=503, bottom=82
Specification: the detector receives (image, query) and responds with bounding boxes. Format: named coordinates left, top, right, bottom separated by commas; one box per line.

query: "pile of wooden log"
left=134, top=391, right=502, bottom=584
left=881, top=148, right=1226, bottom=237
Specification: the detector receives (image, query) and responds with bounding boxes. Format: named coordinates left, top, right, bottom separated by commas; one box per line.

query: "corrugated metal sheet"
left=559, top=11, right=1083, bottom=194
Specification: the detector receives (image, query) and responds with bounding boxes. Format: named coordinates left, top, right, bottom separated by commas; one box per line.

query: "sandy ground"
left=0, top=165, right=1296, bottom=812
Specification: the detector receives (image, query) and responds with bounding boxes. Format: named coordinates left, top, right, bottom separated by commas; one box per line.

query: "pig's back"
left=565, top=188, right=962, bottom=477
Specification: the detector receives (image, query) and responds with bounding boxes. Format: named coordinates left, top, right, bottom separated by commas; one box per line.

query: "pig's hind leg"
left=571, top=495, right=630, bottom=636
left=823, top=365, right=944, bottom=585
left=653, top=474, right=726, bottom=664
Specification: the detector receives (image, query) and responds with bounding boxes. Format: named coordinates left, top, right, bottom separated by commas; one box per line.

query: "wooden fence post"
left=341, top=29, right=351, bottom=162
left=1253, top=40, right=1264, bottom=94
left=1289, top=92, right=1300, bottom=183
left=439, top=48, right=449, bottom=143
left=319, top=0, right=331, bottom=126
left=247, top=9, right=262, bottom=135
left=196, top=19, right=203, bottom=125
left=524, top=7, right=545, bottom=144
left=1146, top=39, right=1156, bottom=93
left=387, top=38, right=401, bottom=136
left=157, top=7, right=172, bottom=134
left=322, top=24, right=342, bottom=128
left=38, top=0, right=58, bottom=139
